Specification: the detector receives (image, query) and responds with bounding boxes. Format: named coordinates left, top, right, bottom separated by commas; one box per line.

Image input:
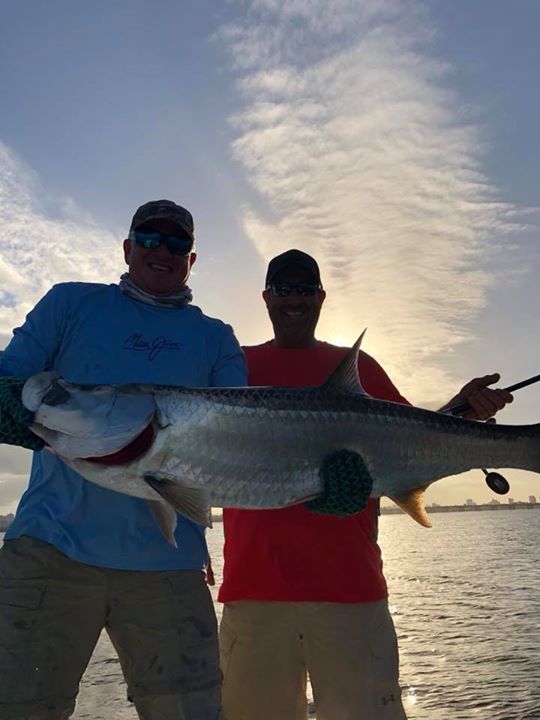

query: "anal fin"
left=389, top=485, right=432, bottom=528
left=143, top=475, right=212, bottom=529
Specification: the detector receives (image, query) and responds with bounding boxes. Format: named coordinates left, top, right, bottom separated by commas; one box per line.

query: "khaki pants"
left=0, top=536, right=221, bottom=720
left=220, top=599, right=407, bottom=720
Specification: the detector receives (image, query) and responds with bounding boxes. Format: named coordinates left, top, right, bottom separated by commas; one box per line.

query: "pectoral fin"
left=143, top=475, right=212, bottom=529
left=146, top=500, right=178, bottom=547
left=389, top=486, right=432, bottom=528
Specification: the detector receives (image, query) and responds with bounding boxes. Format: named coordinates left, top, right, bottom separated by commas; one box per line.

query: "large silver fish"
left=22, top=335, right=540, bottom=542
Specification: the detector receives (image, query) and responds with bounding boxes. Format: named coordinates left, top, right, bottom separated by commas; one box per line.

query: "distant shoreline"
left=207, top=502, right=540, bottom=523
left=1, top=503, right=538, bottom=532
left=381, top=502, right=540, bottom=516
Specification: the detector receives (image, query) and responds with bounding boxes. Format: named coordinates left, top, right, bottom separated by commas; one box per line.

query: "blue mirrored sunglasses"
left=267, top=282, right=322, bottom=297
left=129, top=231, right=193, bottom=256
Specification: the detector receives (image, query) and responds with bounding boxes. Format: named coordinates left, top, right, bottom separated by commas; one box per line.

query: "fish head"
left=22, top=372, right=156, bottom=459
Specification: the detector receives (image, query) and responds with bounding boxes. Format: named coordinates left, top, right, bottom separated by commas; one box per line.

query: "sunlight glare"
left=405, top=687, right=418, bottom=706
left=327, top=334, right=350, bottom=347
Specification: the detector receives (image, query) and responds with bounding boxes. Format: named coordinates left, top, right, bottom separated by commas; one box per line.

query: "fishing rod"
left=445, top=373, right=540, bottom=495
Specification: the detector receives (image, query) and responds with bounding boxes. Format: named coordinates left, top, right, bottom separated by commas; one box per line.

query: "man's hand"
left=441, top=373, right=513, bottom=421
left=0, top=376, right=45, bottom=450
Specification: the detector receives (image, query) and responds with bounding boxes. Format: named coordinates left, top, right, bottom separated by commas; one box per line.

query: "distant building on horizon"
left=466, top=498, right=476, bottom=506
left=508, top=498, right=515, bottom=504
left=529, top=496, right=537, bottom=504
left=488, top=499, right=501, bottom=505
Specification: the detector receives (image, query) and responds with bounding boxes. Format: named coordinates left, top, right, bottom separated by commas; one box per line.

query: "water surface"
left=3, top=509, right=539, bottom=719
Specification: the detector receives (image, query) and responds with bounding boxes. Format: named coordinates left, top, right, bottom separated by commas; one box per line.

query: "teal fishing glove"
left=305, top=449, right=373, bottom=516
left=0, top=376, right=45, bottom=451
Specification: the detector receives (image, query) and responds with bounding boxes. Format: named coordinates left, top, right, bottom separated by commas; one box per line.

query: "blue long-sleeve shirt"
left=0, top=282, right=247, bottom=570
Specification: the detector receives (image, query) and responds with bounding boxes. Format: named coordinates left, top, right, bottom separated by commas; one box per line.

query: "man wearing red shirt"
left=219, top=250, right=512, bottom=720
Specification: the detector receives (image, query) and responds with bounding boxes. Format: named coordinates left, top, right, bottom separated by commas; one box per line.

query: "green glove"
left=0, top=376, right=45, bottom=451
left=305, top=449, right=373, bottom=516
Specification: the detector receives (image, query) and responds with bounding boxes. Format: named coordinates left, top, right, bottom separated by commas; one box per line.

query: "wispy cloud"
left=0, top=142, right=119, bottom=347
left=0, top=444, right=32, bottom=514
left=219, top=0, right=521, bottom=402
left=0, top=143, right=124, bottom=510
left=0, top=471, right=31, bottom=515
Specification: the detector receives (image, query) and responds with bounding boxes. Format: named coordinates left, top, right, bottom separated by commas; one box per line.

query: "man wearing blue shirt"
left=0, top=200, right=247, bottom=720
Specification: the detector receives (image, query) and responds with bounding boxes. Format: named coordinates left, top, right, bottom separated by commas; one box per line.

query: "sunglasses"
left=267, top=282, right=322, bottom=297
left=129, top=231, right=194, bottom=256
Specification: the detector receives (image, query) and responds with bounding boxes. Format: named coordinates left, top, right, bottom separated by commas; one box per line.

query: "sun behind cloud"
left=218, top=0, right=520, bottom=406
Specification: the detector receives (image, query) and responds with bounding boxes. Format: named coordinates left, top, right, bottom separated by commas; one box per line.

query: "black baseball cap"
left=265, top=249, right=322, bottom=288
left=129, top=199, right=195, bottom=241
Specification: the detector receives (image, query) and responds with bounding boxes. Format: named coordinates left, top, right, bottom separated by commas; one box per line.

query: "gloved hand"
left=0, top=376, right=45, bottom=451
left=305, top=449, right=373, bottom=516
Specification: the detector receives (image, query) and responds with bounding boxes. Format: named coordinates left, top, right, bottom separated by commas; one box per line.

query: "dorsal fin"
left=323, top=329, right=369, bottom=396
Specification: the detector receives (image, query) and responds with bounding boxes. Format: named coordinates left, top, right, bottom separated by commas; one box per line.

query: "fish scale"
left=151, top=388, right=536, bottom=502
left=21, top=333, right=540, bottom=541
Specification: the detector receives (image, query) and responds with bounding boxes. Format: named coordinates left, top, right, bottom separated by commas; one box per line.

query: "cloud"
left=0, top=448, right=32, bottom=514
left=218, top=0, right=523, bottom=403
left=0, top=142, right=120, bottom=346
left=0, top=143, right=124, bottom=511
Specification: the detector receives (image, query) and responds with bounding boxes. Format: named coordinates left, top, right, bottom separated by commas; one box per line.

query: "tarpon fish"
left=22, top=334, right=540, bottom=542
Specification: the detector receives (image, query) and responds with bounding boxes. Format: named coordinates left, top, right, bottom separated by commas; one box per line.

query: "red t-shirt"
left=218, top=341, right=409, bottom=604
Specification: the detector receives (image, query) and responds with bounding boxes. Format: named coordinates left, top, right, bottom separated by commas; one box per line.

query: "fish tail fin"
left=389, top=485, right=432, bottom=527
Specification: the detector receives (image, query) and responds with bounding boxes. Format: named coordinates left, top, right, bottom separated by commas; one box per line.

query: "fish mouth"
left=84, top=423, right=155, bottom=465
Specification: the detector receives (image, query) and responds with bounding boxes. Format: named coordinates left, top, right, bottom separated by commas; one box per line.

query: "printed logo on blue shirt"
left=124, top=333, right=182, bottom=361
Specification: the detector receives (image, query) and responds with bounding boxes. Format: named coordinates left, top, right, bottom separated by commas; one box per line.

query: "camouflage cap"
left=129, top=199, right=195, bottom=241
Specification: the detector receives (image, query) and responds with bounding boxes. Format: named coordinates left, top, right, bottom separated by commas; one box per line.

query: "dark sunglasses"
left=129, top=231, right=194, bottom=256
left=267, top=282, right=322, bottom=297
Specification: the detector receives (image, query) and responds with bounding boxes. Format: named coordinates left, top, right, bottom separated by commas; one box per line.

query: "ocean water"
left=2, top=508, right=540, bottom=719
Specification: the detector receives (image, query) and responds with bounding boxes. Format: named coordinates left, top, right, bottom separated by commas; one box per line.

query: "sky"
left=0, top=0, right=539, bottom=513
